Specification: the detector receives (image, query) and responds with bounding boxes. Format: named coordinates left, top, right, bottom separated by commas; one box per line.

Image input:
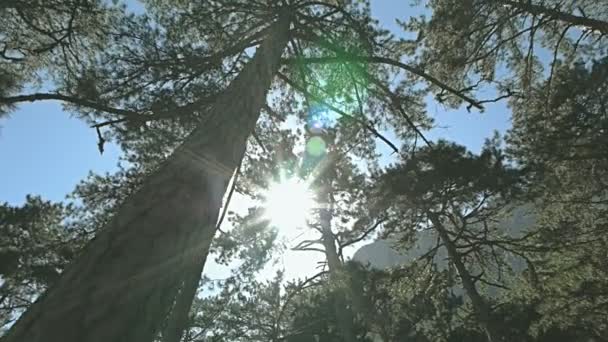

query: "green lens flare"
left=306, top=137, right=326, bottom=157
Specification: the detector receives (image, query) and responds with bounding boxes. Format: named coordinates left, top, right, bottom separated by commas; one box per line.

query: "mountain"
left=352, top=205, right=535, bottom=295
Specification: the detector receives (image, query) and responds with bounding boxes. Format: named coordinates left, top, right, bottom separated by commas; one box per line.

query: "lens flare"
left=264, top=177, right=315, bottom=230
left=306, top=136, right=327, bottom=157
left=307, top=105, right=337, bottom=133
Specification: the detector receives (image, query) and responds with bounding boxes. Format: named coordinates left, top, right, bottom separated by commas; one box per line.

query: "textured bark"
left=162, top=258, right=205, bottom=342
left=322, top=217, right=358, bottom=342
left=319, top=168, right=358, bottom=342
left=3, top=14, right=291, bottom=342
left=500, top=0, right=608, bottom=34
left=430, top=215, right=499, bottom=342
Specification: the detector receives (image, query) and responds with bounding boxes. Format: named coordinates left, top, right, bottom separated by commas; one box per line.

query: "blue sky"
left=0, top=0, right=512, bottom=284
left=0, top=0, right=510, bottom=206
left=0, top=101, right=122, bottom=204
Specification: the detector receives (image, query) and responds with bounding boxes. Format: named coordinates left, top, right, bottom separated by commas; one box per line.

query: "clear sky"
left=0, top=0, right=511, bottom=281
left=0, top=101, right=122, bottom=205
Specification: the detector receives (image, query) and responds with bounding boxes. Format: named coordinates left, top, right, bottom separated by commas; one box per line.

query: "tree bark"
left=500, top=0, right=608, bottom=34
left=3, top=13, right=291, bottom=342
left=161, top=258, right=205, bottom=342
left=321, top=216, right=358, bottom=342
left=319, top=169, right=358, bottom=342
left=429, top=214, right=499, bottom=342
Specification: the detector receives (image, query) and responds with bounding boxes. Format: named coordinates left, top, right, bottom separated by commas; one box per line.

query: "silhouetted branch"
left=216, top=160, right=243, bottom=234
left=1, top=93, right=145, bottom=119
left=276, top=270, right=328, bottom=327
left=283, top=53, right=483, bottom=110
left=251, top=130, right=269, bottom=154
left=364, top=73, right=433, bottom=147
left=292, top=238, right=324, bottom=251
left=471, top=90, right=518, bottom=110
left=340, top=217, right=387, bottom=249
left=499, top=0, right=608, bottom=34
left=95, top=126, right=105, bottom=155
left=263, top=103, right=285, bottom=122
left=276, top=72, right=400, bottom=154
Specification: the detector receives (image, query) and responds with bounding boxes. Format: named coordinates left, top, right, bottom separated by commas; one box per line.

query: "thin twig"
left=215, top=159, right=243, bottom=233
left=277, top=72, right=400, bottom=154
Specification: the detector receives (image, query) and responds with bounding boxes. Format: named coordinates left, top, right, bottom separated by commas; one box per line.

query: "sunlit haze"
left=263, top=176, right=316, bottom=231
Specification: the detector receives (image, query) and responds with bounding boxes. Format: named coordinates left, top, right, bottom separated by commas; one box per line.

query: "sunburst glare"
left=263, top=176, right=316, bottom=230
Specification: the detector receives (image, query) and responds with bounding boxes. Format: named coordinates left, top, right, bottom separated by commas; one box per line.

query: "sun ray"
left=263, top=175, right=316, bottom=231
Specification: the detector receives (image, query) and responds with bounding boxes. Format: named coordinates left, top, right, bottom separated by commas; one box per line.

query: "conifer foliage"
left=1, top=0, right=607, bottom=341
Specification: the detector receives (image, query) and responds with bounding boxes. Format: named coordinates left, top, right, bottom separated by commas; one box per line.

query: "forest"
left=0, top=0, right=607, bottom=341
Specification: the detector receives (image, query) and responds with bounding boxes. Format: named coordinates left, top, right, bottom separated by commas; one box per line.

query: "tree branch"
left=276, top=72, right=400, bottom=154
left=340, top=217, right=386, bottom=249
left=499, top=0, right=608, bottom=34
left=1, top=93, right=146, bottom=119
left=216, top=159, right=243, bottom=234
left=282, top=53, right=483, bottom=110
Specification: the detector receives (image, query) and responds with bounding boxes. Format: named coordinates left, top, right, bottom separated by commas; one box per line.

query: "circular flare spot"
left=306, top=137, right=326, bottom=157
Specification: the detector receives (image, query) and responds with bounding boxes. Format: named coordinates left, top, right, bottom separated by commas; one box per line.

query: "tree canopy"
left=1, top=0, right=607, bottom=341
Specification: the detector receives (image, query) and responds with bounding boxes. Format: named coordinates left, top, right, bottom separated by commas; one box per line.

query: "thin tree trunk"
left=429, top=214, right=499, bottom=342
left=321, top=217, right=358, bottom=342
left=321, top=210, right=342, bottom=273
left=500, top=0, right=608, bottom=34
left=3, top=14, right=291, bottom=342
left=319, top=171, right=358, bottom=342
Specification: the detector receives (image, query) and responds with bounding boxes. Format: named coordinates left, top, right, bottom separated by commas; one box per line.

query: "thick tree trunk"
left=430, top=215, right=499, bottom=342
left=500, top=0, right=608, bottom=34
left=161, top=257, right=206, bottom=342
left=3, top=14, right=291, bottom=342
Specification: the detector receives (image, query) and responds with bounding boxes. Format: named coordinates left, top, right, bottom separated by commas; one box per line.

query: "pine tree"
left=0, top=0, right=115, bottom=117
left=2, top=10, right=291, bottom=342
left=0, top=196, right=85, bottom=333
left=506, top=57, right=608, bottom=339
left=403, top=0, right=608, bottom=105
left=1, top=1, right=501, bottom=340
left=374, top=139, right=524, bottom=341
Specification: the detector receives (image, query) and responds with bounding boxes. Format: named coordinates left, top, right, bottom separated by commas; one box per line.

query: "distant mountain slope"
left=351, top=239, right=409, bottom=269
left=352, top=205, right=535, bottom=295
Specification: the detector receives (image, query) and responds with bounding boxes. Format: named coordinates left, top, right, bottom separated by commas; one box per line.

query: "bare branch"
left=363, top=72, right=433, bottom=147
left=262, top=103, right=285, bottom=123
left=95, top=126, right=105, bottom=155
left=340, top=217, right=387, bottom=249
left=292, top=238, right=324, bottom=251
left=216, top=160, right=243, bottom=234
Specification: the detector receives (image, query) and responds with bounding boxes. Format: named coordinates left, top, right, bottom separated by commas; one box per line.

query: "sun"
left=263, top=177, right=315, bottom=230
